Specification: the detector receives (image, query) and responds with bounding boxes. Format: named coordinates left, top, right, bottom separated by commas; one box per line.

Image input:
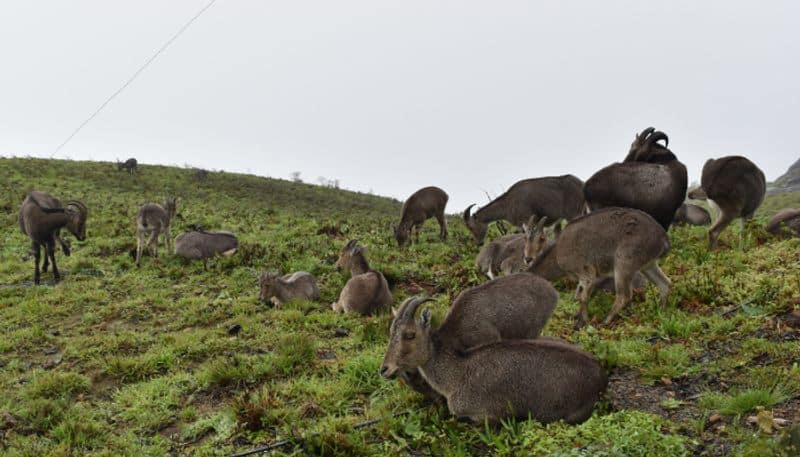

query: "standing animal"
left=259, top=271, right=320, bottom=306
left=526, top=208, right=671, bottom=329
left=688, top=156, right=766, bottom=249
left=394, top=186, right=449, bottom=247
left=18, top=191, right=88, bottom=285
left=766, top=208, right=800, bottom=238
left=381, top=296, right=607, bottom=425
left=395, top=273, right=560, bottom=403
left=174, top=230, right=239, bottom=269
left=135, top=197, right=178, bottom=267
left=474, top=233, right=526, bottom=279
left=332, top=240, right=393, bottom=315
left=673, top=203, right=712, bottom=226
left=462, top=175, right=585, bottom=245
left=584, top=127, right=688, bottom=230
left=117, top=158, right=137, bottom=174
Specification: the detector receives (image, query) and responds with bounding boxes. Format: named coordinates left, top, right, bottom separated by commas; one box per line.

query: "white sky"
left=1, top=1, right=798, bottom=210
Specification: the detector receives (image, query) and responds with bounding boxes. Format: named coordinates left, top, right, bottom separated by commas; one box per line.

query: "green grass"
left=1, top=157, right=799, bottom=455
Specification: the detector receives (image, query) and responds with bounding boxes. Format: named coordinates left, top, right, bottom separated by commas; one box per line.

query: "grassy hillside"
left=0, top=157, right=799, bottom=456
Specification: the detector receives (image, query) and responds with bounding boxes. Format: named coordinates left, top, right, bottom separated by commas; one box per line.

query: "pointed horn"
left=345, top=239, right=359, bottom=249
left=463, top=204, right=476, bottom=221
left=645, top=131, right=669, bottom=148
left=638, top=127, right=655, bottom=140
left=535, top=216, right=549, bottom=233
left=397, top=296, right=434, bottom=322
left=525, top=215, right=538, bottom=233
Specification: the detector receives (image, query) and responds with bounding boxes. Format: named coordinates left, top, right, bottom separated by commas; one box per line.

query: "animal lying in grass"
left=331, top=239, right=392, bottom=315
left=394, top=273, right=559, bottom=403
left=474, top=233, right=526, bottom=279
left=526, top=209, right=671, bottom=329
left=259, top=271, right=320, bottom=306
left=381, top=296, right=607, bottom=425
left=18, top=191, right=88, bottom=285
left=174, top=229, right=239, bottom=269
left=766, top=208, right=800, bottom=238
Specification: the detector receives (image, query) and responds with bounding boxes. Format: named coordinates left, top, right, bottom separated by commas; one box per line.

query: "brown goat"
left=673, top=203, right=712, bottom=227
left=474, top=233, right=526, bottom=279
left=135, top=197, right=178, bottom=267
left=526, top=209, right=671, bottom=329
left=381, top=297, right=607, bottom=425
left=395, top=186, right=449, bottom=247
left=331, top=240, right=393, bottom=315
left=766, top=208, right=800, bottom=238
left=259, top=271, right=320, bottom=306
left=18, top=191, right=88, bottom=285
left=688, top=156, right=766, bottom=249
left=463, top=175, right=585, bottom=245
left=117, top=158, right=137, bottom=174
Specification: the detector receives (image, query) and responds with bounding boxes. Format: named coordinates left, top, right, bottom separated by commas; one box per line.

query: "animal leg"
left=413, top=224, right=422, bottom=244
left=148, top=228, right=160, bottom=258
left=435, top=213, right=448, bottom=241
left=331, top=301, right=343, bottom=313
left=56, top=232, right=70, bottom=256
left=135, top=230, right=145, bottom=267
left=641, top=262, right=672, bottom=306
left=42, top=245, right=50, bottom=273
left=573, top=277, right=595, bottom=329
left=165, top=225, right=172, bottom=255
left=604, top=270, right=634, bottom=325
left=47, top=241, right=60, bottom=282
left=553, top=221, right=562, bottom=236
left=708, top=210, right=735, bottom=250
left=32, top=241, right=42, bottom=285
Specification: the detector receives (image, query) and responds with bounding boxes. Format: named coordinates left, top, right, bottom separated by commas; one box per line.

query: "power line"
left=51, top=0, right=219, bottom=157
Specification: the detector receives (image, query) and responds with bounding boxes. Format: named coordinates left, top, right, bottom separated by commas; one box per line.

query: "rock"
left=661, top=377, right=673, bottom=386
left=43, top=347, right=59, bottom=355
left=334, top=327, right=350, bottom=338
left=709, top=414, right=723, bottom=424
left=0, top=412, right=17, bottom=431
left=227, top=324, right=242, bottom=336
left=43, top=358, right=62, bottom=370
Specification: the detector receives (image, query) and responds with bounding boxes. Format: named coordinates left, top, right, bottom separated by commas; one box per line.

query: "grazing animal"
left=474, top=234, right=526, bottom=279
left=673, top=203, right=712, bottom=226
left=462, top=175, right=585, bottom=245
left=193, top=168, right=209, bottom=180
left=174, top=230, right=238, bottom=269
left=526, top=208, right=671, bottom=329
left=381, top=297, right=607, bottom=425
left=766, top=208, right=800, bottom=238
left=117, top=158, right=137, bottom=174
left=135, top=197, right=178, bottom=267
left=259, top=271, right=320, bottom=306
left=688, top=156, right=766, bottom=249
left=584, top=127, right=688, bottom=230
left=396, top=273, right=558, bottom=404
left=18, top=191, right=88, bottom=285
left=394, top=186, right=449, bottom=247
left=332, top=240, right=392, bottom=315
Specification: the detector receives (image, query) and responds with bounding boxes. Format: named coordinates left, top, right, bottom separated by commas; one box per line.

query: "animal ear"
left=391, top=307, right=398, bottom=318
left=421, top=308, right=432, bottom=328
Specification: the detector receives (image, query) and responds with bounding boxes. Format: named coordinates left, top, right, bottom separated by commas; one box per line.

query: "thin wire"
left=51, top=0, right=219, bottom=157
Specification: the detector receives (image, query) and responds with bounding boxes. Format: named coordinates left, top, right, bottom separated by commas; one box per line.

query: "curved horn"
left=463, top=204, right=476, bottom=221
left=65, top=200, right=88, bottom=216
left=535, top=216, right=549, bottom=233
left=397, top=296, right=435, bottom=322
left=645, top=131, right=669, bottom=148
left=345, top=239, right=359, bottom=250
left=524, top=215, right=538, bottom=234
left=638, top=127, right=656, bottom=140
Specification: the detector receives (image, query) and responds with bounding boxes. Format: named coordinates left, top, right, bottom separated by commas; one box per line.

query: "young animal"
left=526, top=208, right=671, bottom=329
left=259, top=271, right=320, bottom=306
left=673, top=203, right=712, bottom=226
left=331, top=240, right=393, bottom=315
left=766, top=208, right=800, bottom=238
left=394, top=186, right=449, bottom=247
left=395, top=273, right=558, bottom=404
left=381, top=297, right=607, bottom=425
left=584, top=127, right=688, bottom=231
left=117, top=158, right=137, bottom=174
left=463, top=175, right=585, bottom=245
left=18, top=191, right=88, bottom=285
left=135, top=197, right=178, bottom=267
left=474, top=233, right=526, bottom=279
left=174, top=230, right=239, bottom=269
left=688, top=156, right=766, bottom=249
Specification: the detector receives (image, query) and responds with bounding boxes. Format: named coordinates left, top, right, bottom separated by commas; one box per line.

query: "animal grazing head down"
left=394, top=223, right=410, bottom=248
left=625, top=127, right=671, bottom=163
left=523, top=215, right=551, bottom=264
left=259, top=271, right=280, bottom=303
left=381, top=296, right=435, bottom=380
left=463, top=204, right=489, bottom=245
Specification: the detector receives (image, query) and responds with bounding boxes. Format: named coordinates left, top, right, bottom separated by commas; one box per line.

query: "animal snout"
left=380, top=364, right=398, bottom=380
left=524, top=256, right=533, bottom=264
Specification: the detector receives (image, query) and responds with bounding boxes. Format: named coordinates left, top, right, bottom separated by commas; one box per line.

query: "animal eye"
left=402, top=331, right=415, bottom=340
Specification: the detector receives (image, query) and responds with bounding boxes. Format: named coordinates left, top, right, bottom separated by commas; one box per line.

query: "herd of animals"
left=13, top=127, right=800, bottom=426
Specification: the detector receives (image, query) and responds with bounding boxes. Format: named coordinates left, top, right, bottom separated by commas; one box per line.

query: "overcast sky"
left=2, top=1, right=798, bottom=210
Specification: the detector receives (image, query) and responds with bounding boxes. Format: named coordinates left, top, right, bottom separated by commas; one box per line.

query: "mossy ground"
left=0, top=157, right=799, bottom=456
